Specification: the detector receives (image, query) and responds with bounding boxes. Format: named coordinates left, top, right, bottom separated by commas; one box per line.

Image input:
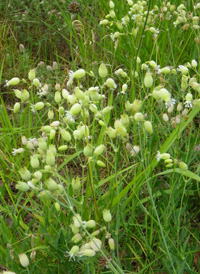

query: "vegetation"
left=0, top=0, right=200, bottom=273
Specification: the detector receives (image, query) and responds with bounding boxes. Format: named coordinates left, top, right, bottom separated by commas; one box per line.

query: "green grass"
left=0, top=0, right=200, bottom=273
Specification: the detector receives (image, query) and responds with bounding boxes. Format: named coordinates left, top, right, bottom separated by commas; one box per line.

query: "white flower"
left=65, top=111, right=75, bottom=122
left=110, top=33, right=115, bottom=41
left=165, top=98, right=176, bottom=109
left=156, top=151, right=161, bottom=161
left=12, top=148, right=24, bottom=156
left=184, top=101, right=193, bottom=108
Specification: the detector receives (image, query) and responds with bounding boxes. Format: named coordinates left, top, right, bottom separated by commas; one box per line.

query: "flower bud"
left=132, top=99, right=142, bottom=112
left=34, top=102, right=44, bottom=111
left=83, top=144, right=93, bottom=157
left=178, top=65, right=188, bottom=75
left=161, top=67, right=170, bottom=74
left=144, top=121, right=153, bottom=134
left=33, top=78, right=40, bottom=88
left=54, top=91, right=61, bottom=104
left=13, top=102, right=20, bottom=113
left=100, top=19, right=109, bottom=25
left=177, top=102, right=183, bottom=112
left=105, top=127, right=117, bottom=139
left=70, top=103, right=81, bottom=116
left=60, top=129, right=71, bottom=142
left=46, top=150, right=55, bottom=166
left=98, top=63, right=108, bottom=78
left=191, top=59, right=197, bottom=68
left=122, top=84, right=128, bottom=92
left=108, top=238, right=115, bottom=251
left=185, top=93, right=193, bottom=101
left=30, top=155, right=40, bottom=168
left=70, top=224, right=79, bottom=234
left=72, top=233, right=82, bottom=243
left=69, top=245, right=79, bottom=256
left=83, top=249, right=96, bottom=257
left=19, top=167, right=31, bottom=181
left=34, top=171, right=42, bottom=181
left=73, top=69, right=86, bottom=79
left=28, top=69, right=35, bottom=81
left=161, top=153, right=171, bottom=160
left=46, top=178, right=58, bottom=191
left=7, top=77, right=20, bottom=86
left=94, top=144, right=105, bottom=156
left=163, top=113, right=169, bottom=122
left=58, top=145, right=68, bottom=151
left=86, top=220, right=96, bottom=228
left=16, top=182, right=30, bottom=192
left=55, top=202, right=60, bottom=212
left=178, top=161, right=188, bottom=170
left=103, top=209, right=112, bottom=222
left=90, top=238, right=102, bottom=252
left=105, top=78, right=117, bottom=89
left=109, top=0, right=115, bottom=8
left=19, top=253, right=29, bottom=267
left=97, top=160, right=106, bottom=168
left=73, top=214, right=82, bottom=228
left=144, top=72, right=153, bottom=88
left=72, top=177, right=81, bottom=190
left=134, top=112, right=144, bottom=122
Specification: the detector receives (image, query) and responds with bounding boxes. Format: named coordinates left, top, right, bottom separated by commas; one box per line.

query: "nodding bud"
left=99, top=19, right=109, bottom=25
left=94, top=144, right=105, bottom=156
left=103, top=209, right=112, bottom=222
left=55, top=202, right=60, bottom=212
left=98, top=63, right=108, bottom=78
left=83, top=249, right=96, bottom=257
left=144, top=72, right=153, bottom=88
left=161, top=67, right=170, bottom=74
left=108, top=238, right=115, bottom=251
left=28, top=69, right=35, bottom=81
left=97, top=160, right=106, bottom=168
left=33, top=78, right=41, bottom=88
left=144, top=121, right=153, bottom=134
left=178, top=161, right=188, bottom=170
left=19, top=253, right=29, bottom=267
left=7, top=77, right=20, bottom=86
left=134, top=112, right=144, bottom=122
left=70, top=103, right=81, bottom=116
left=34, top=102, right=44, bottom=111
left=60, top=129, right=71, bottom=142
left=73, top=69, right=86, bottom=79
left=191, top=59, right=197, bottom=68
left=54, top=91, right=61, bottom=103
left=13, top=102, right=20, bottom=113
left=105, top=78, right=117, bottom=89
left=86, top=220, right=96, bottom=228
